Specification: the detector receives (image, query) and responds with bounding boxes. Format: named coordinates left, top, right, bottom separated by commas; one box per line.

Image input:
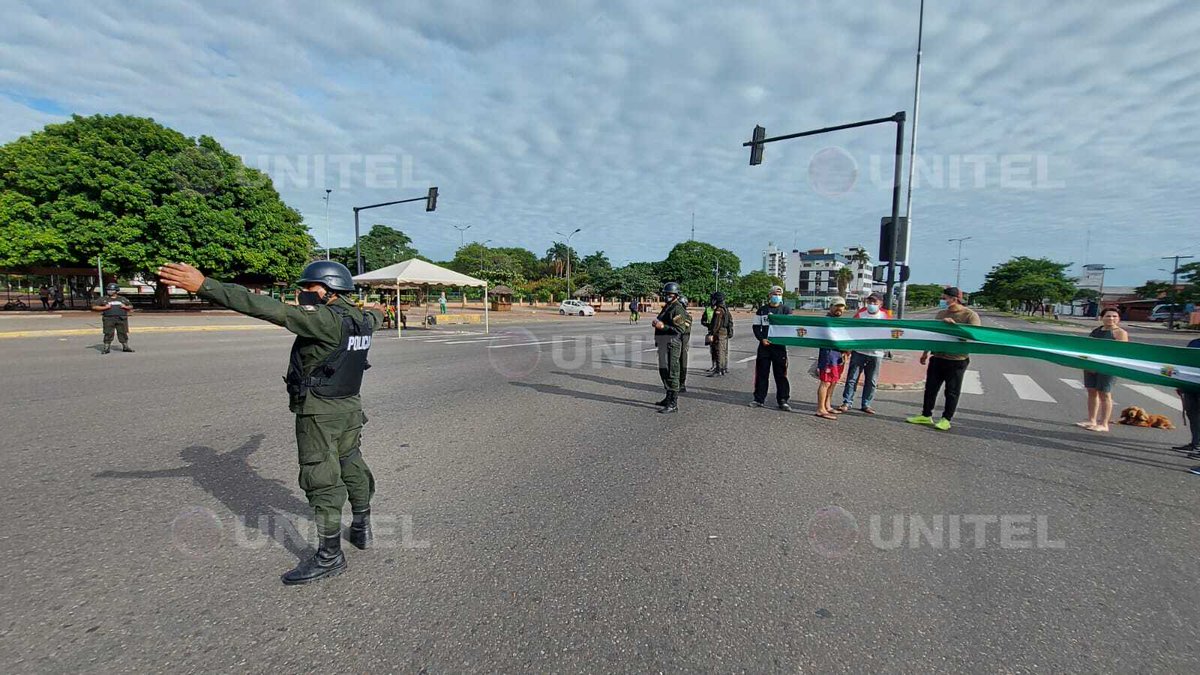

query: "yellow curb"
left=0, top=324, right=284, bottom=339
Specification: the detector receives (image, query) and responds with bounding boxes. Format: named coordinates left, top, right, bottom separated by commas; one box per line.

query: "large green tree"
left=0, top=114, right=313, bottom=305
left=904, top=283, right=944, bottom=309
left=976, top=256, right=1076, bottom=311
left=728, top=270, right=782, bottom=307
left=655, top=241, right=740, bottom=300
left=449, top=242, right=525, bottom=287
left=1133, top=280, right=1172, bottom=300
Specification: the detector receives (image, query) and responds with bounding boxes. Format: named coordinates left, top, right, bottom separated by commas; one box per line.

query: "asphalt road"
left=1, top=312, right=1197, bottom=672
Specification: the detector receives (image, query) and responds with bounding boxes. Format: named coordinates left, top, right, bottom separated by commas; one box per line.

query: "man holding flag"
left=906, top=287, right=981, bottom=431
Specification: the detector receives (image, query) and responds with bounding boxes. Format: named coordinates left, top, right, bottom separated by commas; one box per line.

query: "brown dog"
left=1118, top=406, right=1176, bottom=430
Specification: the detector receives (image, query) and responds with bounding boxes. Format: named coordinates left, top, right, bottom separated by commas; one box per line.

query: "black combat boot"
left=121, top=344, right=134, bottom=353
left=657, top=391, right=678, bottom=414
left=349, top=510, right=373, bottom=550
left=101, top=344, right=111, bottom=354
left=655, top=391, right=670, bottom=407
left=282, top=531, right=347, bottom=585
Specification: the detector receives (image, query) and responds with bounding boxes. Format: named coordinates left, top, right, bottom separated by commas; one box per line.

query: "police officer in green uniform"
left=91, top=283, right=134, bottom=354
left=651, top=282, right=691, bottom=413
left=157, top=260, right=383, bottom=585
left=677, top=295, right=692, bottom=393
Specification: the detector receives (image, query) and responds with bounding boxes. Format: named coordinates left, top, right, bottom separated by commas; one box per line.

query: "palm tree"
left=836, top=266, right=854, bottom=297
left=848, top=246, right=871, bottom=267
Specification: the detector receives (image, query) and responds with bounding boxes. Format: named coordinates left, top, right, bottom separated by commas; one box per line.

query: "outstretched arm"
left=158, top=263, right=340, bottom=341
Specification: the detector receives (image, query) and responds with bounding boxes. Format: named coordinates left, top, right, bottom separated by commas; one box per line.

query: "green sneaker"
left=906, top=415, right=934, bottom=425
left=934, top=418, right=952, bottom=431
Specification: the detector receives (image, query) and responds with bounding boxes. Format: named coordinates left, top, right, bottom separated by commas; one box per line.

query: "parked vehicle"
left=1149, top=303, right=1186, bottom=323
left=558, top=299, right=595, bottom=316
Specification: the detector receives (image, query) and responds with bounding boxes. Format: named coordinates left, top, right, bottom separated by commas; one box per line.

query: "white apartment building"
left=762, top=242, right=787, bottom=280
left=785, top=246, right=876, bottom=303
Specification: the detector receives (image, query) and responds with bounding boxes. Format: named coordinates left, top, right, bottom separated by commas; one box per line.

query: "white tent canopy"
left=352, top=258, right=486, bottom=288
left=352, top=258, right=489, bottom=334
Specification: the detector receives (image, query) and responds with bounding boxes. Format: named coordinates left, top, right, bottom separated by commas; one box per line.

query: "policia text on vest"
left=156, top=261, right=384, bottom=586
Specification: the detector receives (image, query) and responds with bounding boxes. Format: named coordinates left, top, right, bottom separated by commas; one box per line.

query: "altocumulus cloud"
left=1, top=0, right=1198, bottom=288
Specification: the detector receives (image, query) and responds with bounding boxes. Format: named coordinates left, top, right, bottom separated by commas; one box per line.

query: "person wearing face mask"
left=814, top=297, right=850, bottom=420
left=91, top=283, right=135, bottom=354
left=836, top=293, right=890, bottom=414
left=157, top=260, right=385, bottom=585
left=652, top=282, right=691, bottom=412
left=750, top=285, right=793, bottom=411
left=906, top=287, right=982, bottom=431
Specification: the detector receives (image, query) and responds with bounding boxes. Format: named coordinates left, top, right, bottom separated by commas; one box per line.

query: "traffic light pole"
left=745, top=112, right=907, bottom=312
left=352, top=187, right=438, bottom=275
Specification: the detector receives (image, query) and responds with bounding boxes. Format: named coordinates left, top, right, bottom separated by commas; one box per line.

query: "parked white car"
left=1149, top=303, right=1187, bottom=323
left=558, top=299, right=595, bottom=316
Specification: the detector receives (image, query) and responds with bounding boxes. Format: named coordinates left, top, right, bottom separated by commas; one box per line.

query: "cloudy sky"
left=2, top=0, right=1198, bottom=289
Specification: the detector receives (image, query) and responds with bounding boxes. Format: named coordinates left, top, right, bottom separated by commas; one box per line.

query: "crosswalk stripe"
left=1003, top=374, right=1057, bottom=402
left=736, top=355, right=756, bottom=363
left=962, top=370, right=984, bottom=395
left=1121, top=384, right=1182, bottom=411
left=1060, top=378, right=1085, bottom=390
left=487, top=339, right=566, bottom=349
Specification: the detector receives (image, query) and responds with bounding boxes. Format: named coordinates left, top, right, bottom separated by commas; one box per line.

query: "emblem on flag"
left=890, top=329, right=904, bottom=339
left=1161, top=365, right=1177, bottom=377
left=795, top=327, right=808, bottom=337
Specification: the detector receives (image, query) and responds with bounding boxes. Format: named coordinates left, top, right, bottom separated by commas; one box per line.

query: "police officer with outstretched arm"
left=157, top=260, right=383, bottom=585
left=91, top=283, right=134, bottom=353
left=651, top=282, right=691, bottom=413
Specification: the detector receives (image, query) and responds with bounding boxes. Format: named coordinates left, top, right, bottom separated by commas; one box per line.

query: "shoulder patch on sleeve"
left=300, top=305, right=317, bottom=312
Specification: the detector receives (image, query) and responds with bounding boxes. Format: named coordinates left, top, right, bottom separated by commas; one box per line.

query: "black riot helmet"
left=710, top=291, right=726, bottom=306
left=661, top=282, right=681, bottom=298
left=105, top=283, right=119, bottom=293
left=298, top=260, right=355, bottom=293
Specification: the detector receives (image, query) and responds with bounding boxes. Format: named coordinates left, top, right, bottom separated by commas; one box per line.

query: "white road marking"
left=1121, top=384, right=1183, bottom=411
left=487, top=339, right=567, bottom=349
left=1060, top=378, right=1085, bottom=390
left=962, top=370, right=984, bottom=395
left=736, top=355, right=756, bottom=364
left=1003, top=373, right=1057, bottom=402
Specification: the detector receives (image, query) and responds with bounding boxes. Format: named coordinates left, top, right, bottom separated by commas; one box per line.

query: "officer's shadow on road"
left=549, top=369, right=750, bottom=407
left=94, top=434, right=314, bottom=560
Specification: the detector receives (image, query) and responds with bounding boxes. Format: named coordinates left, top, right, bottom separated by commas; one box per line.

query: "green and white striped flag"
left=760, top=315, right=1200, bottom=391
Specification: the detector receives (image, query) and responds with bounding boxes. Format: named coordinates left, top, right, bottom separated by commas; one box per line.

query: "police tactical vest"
left=285, top=303, right=373, bottom=400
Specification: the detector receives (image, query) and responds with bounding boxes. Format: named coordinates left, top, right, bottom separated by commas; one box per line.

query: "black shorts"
left=1083, top=370, right=1115, bottom=393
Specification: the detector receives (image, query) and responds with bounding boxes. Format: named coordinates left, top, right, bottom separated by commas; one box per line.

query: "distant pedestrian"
left=906, top=287, right=981, bottom=431
left=91, top=283, right=134, bottom=353
left=814, top=297, right=849, bottom=420
left=837, top=292, right=889, bottom=414
left=439, top=291, right=447, bottom=315
left=38, top=285, right=50, bottom=310
left=50, top=284, right=64, bottom=310
left=1075, top=308, right=1129, bottom=433
left=629, top=299, right=640, bottom=324
left=750, top=285, right=792, bottom=411
left=705, top=291, right=733, bottom=377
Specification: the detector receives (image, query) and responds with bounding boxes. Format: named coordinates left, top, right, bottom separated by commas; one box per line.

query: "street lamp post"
left=948, top=236, right=972, bottom=289
left=479, top=240, right=493, bottom=275
left=555, top=228, right=582, bottom=298
left=453, top=224, right=472, bottom=249
left=1162, top=255, right=1194, bottom=329
left=323, top=189, right=332, bottom=260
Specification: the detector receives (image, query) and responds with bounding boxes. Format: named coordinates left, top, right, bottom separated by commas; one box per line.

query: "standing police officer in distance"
left=651, top=282, right=691, bottom=413
left=91, top=283, right=134, bottom=353
left=157, top=260, right=384, bottom=585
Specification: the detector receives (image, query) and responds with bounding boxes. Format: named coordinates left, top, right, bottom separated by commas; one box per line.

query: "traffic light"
left=749, top=125, right=765, bottom=166
left=426, top=186, right=438, bottom=212
left=877, top=216, right=909, bottom=263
